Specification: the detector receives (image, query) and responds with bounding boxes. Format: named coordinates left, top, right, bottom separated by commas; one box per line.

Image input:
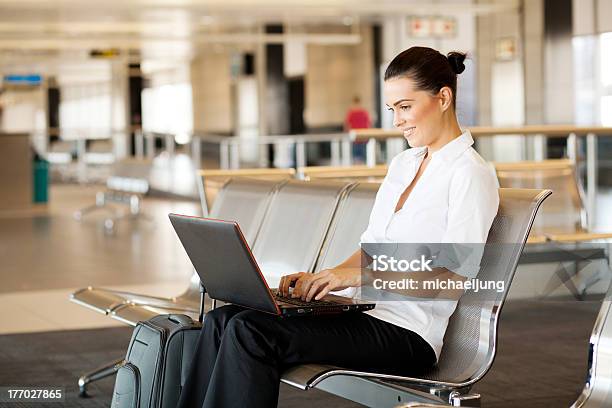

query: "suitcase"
left=110, top=314, right=201, bottom=408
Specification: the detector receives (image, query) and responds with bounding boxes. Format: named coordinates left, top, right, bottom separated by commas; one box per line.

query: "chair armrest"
left=545, top=232, right=612, bottom=242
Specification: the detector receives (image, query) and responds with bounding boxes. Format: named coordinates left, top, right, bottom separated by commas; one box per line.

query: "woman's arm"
left=279, top=250, right=467, bottom=301
left=278, top=248, right=367, bottom=298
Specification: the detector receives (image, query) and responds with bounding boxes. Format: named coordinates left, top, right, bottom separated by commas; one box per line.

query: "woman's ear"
left=439, top=87, right=453, bottom=112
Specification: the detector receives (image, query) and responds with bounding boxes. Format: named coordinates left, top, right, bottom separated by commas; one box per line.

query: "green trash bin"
left=33, top=159, right=49, bottom=203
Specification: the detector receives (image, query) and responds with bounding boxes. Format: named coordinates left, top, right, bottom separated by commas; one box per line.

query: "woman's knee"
left=223, top=310, right=282, bottom=356
left=204, top=304, right=244, bottom=332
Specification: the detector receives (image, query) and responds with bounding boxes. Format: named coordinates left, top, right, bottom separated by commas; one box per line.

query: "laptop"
left=169, top=214, right=375, bottom=317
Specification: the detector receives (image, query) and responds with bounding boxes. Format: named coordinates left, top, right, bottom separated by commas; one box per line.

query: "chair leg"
left=448, top=391, right=481, bottom=407
left=580, top=259, right=612, bottom=296
left=78, top=357, right=124, bottom=398
left=74, top=191, right=114, bottom=220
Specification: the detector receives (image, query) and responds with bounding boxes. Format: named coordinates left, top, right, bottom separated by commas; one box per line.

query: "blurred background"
left=2, top=1, right=612, bottom=406
left=1, top=0, right=610, bottom=187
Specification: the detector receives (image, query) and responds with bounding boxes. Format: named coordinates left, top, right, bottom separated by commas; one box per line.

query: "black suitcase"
left=111, top=314, right=201, bottom=408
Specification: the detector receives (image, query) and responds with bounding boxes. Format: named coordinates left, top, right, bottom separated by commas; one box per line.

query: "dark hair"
left=384, top=47, right=467, bottom=109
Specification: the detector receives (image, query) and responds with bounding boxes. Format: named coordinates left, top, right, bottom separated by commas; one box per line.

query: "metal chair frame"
left=280, top=188, right=552, bottom=407
left=74, top=159, right=153, bottom=231
left=71, top=178, right=281, bottom=396
left=495, top=160, right=612, bottom=300
left=572, top=280, right=612, bottom=408
left=73, top=178, right=353, bottom=397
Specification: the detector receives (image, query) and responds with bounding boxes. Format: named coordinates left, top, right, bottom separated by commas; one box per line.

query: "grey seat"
left=108, top=177, right=281, bottom=324
left=73, top=158, right=153, bottom=230
left=108, top=178, right=351, bottom=327
left=110, top=178, right=350, bottom=325
left=72, top=178, right=280, bottom=396
left=495, top=160, right=612, bottom=299
left=280, top=188, right=552, bottom=407
left=251, top=179, right=353, bottom=287
left=572, top=281, right=612, bottom=408
left=109, top=178, right=352, bottom=325
left=70, top=178, right=279, bottom=321
left=75, top=178, right=352, bottom=394
left=314, top=182, right=379, bottom=272
left=197, top=168, right=296, bottom=216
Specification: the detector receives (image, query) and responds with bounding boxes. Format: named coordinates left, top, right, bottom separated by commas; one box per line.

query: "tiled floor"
left=0, top=183, right=200, bottom=334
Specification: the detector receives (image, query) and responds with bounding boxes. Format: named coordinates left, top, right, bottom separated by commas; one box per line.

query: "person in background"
left=344, top=95, right=372, bottom=163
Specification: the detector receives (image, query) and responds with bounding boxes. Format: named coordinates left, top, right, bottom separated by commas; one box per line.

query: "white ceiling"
left=0, top=0, right=518, bottom=73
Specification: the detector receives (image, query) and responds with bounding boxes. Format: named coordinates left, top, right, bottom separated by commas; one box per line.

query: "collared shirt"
left=359, top=129, right=499, bottom=361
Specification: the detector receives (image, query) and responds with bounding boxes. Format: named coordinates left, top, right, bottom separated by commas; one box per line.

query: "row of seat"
left=71, top=178, right=379, bottom=395
left=71, top=175, right=552, bottom=406
left=71, top=179, right=378, bottom=323
left=77, top=157, right=609, bottom=246
left=198, top=159, right=612, bottom=245
left=199, top=161, right=612, bottom=300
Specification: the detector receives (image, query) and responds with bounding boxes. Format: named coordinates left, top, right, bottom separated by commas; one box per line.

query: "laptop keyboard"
left=274, top=291, right=337, bottom=307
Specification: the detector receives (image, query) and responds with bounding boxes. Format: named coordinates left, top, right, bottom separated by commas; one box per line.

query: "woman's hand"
left=278, top=272, right=307, bottom=297
left=279, top=268, right=361, bottom=301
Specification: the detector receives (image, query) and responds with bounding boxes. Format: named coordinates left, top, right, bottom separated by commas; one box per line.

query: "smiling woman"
left=176, top=46, right=499, bottom=408
left=384, top=47, right=466, bottom=150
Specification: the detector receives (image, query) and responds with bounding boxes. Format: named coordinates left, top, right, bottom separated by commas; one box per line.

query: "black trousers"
left=177, top=305, right=436, bottom=408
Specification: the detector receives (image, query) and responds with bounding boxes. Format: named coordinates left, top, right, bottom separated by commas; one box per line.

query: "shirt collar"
left=430, top=129, right=474, bottom=162
left=400, top=129, right=474, bottom=163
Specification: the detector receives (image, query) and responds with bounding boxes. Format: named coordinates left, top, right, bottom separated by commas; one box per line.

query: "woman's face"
left=383, top=77, right=444, bottom=148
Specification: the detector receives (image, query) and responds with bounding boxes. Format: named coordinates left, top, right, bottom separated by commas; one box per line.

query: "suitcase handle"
left=168, top=314, right=193, bottom=325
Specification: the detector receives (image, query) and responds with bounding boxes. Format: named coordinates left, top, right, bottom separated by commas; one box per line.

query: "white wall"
left=491, top=61, right=525, bottom=161
left=379, top=3, right=477, bottom=129
left=572, top=0, right=612, bottom=127
left=142, top=62, right=193, bottom=144
left=596, top=0, right=612, bottom=34
left=304, top=25, right=374, bottom=128
left=475, top=0, right=526, bottom=161
left=191, top=51, right=233, bottom=134
left=236, top=77, right=259, bottom=163
left=0, top=87, right=47, bottom=153
left=1, top=88, right=46, bottom=133
left=573, top=0, right=596, bottom=36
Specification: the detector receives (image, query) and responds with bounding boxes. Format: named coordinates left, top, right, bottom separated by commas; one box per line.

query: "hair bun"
left=447, top=52, right=466, bottom=75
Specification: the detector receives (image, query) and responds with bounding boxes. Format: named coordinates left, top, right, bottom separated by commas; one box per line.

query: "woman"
left=177, top=46, right=499, bottom=408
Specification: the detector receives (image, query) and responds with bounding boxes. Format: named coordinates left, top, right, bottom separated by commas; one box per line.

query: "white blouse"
left=359, top=130, right=499, bottom=361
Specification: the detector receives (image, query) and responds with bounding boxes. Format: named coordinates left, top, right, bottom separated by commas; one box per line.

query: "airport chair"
left=249, top=179, right=352, bottom=287
left=73, top=158, right=153, bottom=230
left=494, top=160, right=584, bottom=236
left=106, top=179, right=352, bottom=326
left=108, top=177, right=283, bottom=324
left=75, top=179, right=350, bottom=397
left=83, top=139, right=115, bottom=165
left=107, top=178, right=352, bottom=324
left=313, top=182, right=379, bottom=272
left=572, top=281, right=612, bottom=408
left=70, top=178, right=279, bottom=319
left=280, top=188, right=552, bottom=407
left=495, top=160, right=612, bottom=298
left=72, top=178, right=280, bottom=396
left=299, top=164, right=388, bottom=182
left=197, top=167, right=296, bottom=216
